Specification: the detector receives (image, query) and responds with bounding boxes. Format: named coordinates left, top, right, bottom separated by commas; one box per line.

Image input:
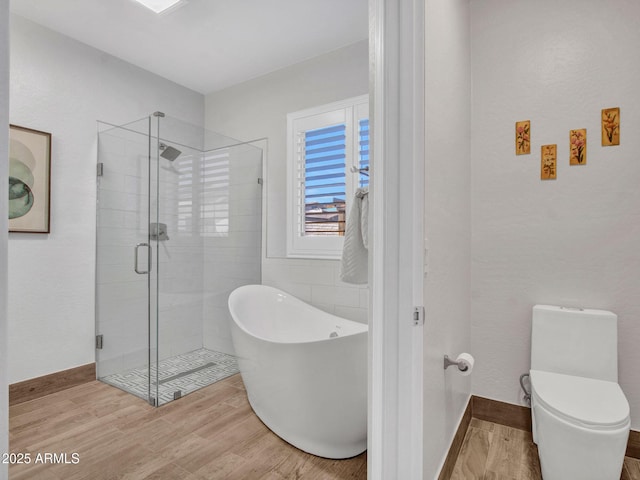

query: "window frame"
left=286, top=94, right=369, bottom=259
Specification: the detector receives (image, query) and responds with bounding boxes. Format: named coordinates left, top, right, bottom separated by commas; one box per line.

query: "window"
left=287, top=95, right=369, bottom=258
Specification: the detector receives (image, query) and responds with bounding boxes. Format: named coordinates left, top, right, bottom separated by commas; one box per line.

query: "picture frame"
left=601, top=107, right=620, bottom=146
left=9, top=124, right=52, bottom=233
left=515, top=120, right=531, bottom=155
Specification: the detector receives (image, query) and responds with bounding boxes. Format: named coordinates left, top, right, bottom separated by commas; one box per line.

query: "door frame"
left=369, top=0, right=425, bottom=479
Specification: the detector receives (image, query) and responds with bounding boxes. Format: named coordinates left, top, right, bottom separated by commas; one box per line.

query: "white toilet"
left=530, top=305, right=630, bottom=480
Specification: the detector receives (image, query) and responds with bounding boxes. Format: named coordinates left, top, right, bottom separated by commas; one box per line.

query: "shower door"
left=95, top=115, right=160, bottom=405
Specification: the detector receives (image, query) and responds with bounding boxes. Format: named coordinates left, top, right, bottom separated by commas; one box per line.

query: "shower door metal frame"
left=147, top=112, right=163, bottom=406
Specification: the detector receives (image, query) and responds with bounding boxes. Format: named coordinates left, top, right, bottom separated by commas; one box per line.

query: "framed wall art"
left=569, top=128, right=587, bottom=165
left=9, top=124, right=52, bottom=233
left=601, top=107, right=620, bottom=146
left=515, top=120, right=531, bottom=155
left=541, top=144, right=557, bottom=180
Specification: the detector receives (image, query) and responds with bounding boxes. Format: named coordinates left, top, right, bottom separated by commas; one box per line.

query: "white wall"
left=9, top=15, right=204, bottom=383
left=0, top=1, right=9, bottom=477
left=205, top=41, right=369, bottom=322
left=423, top=0, right=471, bottom=477
left=471, top=0, right=640, bottom=430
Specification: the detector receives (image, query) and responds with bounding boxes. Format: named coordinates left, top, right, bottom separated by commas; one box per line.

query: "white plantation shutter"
left=287, top=95, right=368, bottom=258
left=358, top=118, right=370, bottom=188
left=301, top=123, right=346, bottom=236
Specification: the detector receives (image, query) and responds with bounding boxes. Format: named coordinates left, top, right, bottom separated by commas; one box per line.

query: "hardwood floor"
left=9, top=374, right=367, bottom=480
left=450, top=418, right=640, bottom=480
left=13, top=377, right=639, bottom=480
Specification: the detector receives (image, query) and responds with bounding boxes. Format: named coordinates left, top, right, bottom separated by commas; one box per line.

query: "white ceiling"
left=10, top=0, right=369, bottom=95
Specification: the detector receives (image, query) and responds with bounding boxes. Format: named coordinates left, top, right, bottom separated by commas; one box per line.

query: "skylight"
left=133, top=0, right=184, bottom=14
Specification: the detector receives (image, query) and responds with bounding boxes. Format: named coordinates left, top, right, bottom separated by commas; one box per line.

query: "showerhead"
left=159, top=143, right=182, bottom=161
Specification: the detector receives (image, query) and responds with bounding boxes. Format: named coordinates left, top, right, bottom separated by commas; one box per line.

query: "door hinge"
left=97, top=163, right=104, bottom=177
left=413, top=306, right=425, bottom=326
left=95, top=334, right=104, bottom=349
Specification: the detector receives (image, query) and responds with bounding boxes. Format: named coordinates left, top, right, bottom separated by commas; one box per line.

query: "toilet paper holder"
left=444, top=354, right=469, bottom=372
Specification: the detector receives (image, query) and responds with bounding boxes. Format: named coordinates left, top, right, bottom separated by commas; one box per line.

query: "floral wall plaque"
left=515, top=120, right=531, bottom=155
left=601, top=107, right=620, bottom=146
left=569, top=128, right=587, bottom=165
left=541, top=144, right=557, bottom=180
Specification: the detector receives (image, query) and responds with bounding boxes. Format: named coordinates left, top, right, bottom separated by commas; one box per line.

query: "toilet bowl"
left=530, top=305, right=630, bottom=480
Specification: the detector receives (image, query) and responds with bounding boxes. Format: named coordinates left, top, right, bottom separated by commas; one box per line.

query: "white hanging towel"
left=340, top=187, right=369, bottom=284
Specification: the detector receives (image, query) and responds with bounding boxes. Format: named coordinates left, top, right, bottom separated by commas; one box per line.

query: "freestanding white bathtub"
left=228, top=284, right=368, bottom=459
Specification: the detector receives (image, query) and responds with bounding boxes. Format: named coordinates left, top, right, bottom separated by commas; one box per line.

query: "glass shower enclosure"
left=95, top=112, right=262, bottom=406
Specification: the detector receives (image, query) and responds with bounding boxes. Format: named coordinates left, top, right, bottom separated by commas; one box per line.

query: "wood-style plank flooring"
left=9, top=374, right=366, bottom=480
left=451, top=418, right=640, bottom=480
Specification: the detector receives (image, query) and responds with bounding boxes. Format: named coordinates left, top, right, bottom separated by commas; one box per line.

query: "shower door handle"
left=134, top=243, right=151, bottom=274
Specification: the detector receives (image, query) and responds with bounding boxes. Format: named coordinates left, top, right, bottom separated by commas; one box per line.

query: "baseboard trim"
left=626, top=429, right=640, bottom=459
left=439, top=395, right=640, bottom=479
left=471, top=395, right=532, bottom=432
left=437, top=398, right=472, bottom=480
left=9, top=363, right=96, bottom=406
left=471, top=395, right=639, bottom=460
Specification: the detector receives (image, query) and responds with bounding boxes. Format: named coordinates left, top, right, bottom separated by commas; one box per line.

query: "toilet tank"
left=531, top=305, right=618, bottom=382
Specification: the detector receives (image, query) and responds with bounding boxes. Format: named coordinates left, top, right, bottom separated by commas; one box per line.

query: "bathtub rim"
left=228, top=284, right=368, bottom=346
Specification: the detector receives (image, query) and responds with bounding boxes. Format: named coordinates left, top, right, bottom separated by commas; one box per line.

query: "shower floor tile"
left=101, top=348, right=239, bottom=405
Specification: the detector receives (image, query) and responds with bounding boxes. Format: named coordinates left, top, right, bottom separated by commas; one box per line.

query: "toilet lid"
left=530, top=369, right=630, bottom=428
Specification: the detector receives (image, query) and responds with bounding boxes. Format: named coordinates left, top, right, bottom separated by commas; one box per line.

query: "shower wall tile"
left=261, top=257, right=368, bottom=324
left=96, top=227, right=139, bottom=247
left=272, top=282, right=313, bottom=303
left=96, top=264, right=141, bottom=285
left=96, top=297, right=147, bottom=329
left=202, top=305, right=235, bottom=355
left=98, top=281, right=147, bottom=303
left=310, top=302, right=336, bottom=315
left=96, top=209, right=127, bottom=229
left=97, top=309, right=147, bottom=375
left=97, top=172, right=126, bottom=193
left=97, top=356, right=123, bottom=378
left=359, top=288, right=369, bottom=309
left=124, top=175, right=144, bottom=195
left=263, top=262, right=334, bottom=286
left=122, top=349, right=148, bottom=372
left=99, top=190, right=141, bottom=212
left=159, top=298, right=201, bottom=319
left=335, top=306, right=368, bottom=324
left=232, top=214, right=262, bottom=232
left=201, top=148, right=262, bottom=355
left=97, top=245, right=139, bottom=266
left=159, top=333, right=202, bottom=361
left=123, top=212, right=139, bottom=230
left=231, top=197, right=262, bottom=216
left=311, top=285, right=360, bottom=308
